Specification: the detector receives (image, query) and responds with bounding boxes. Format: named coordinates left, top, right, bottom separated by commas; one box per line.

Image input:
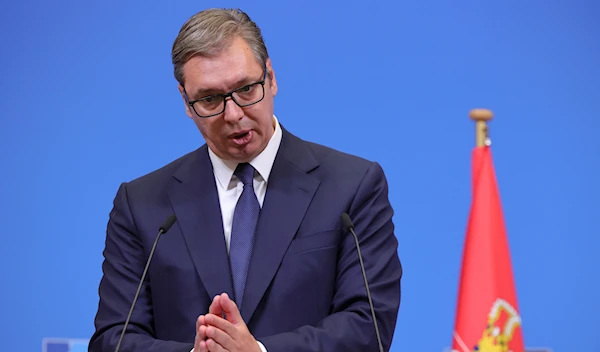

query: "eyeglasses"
left=184, top=68, right=267, bottom=118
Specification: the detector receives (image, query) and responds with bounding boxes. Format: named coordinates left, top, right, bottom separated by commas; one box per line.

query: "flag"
left=451, top=144, right=525, bottom=352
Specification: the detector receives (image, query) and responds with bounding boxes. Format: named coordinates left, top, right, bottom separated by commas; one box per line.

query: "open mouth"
left=230, top=130, right=252, bottom=145
left=232, top=131, right=250, bottom=139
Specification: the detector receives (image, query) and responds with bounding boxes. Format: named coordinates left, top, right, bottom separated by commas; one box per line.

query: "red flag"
left=451, top=145, right=525, bottom=352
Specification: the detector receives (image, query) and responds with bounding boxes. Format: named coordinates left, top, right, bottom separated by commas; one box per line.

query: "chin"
left=225, top=149, right=252, bottom=162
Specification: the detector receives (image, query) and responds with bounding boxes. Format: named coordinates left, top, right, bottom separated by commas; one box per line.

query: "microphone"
left=341, top=212, right=385, bottom=352
left=114, top=214, right=177, bottom=352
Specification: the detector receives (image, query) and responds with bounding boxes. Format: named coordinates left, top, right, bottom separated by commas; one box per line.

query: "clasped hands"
left=194, top=292, right=261, bottom=352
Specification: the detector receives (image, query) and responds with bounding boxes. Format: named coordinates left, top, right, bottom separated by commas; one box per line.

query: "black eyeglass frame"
left=183, top=67, right=268, bottom=118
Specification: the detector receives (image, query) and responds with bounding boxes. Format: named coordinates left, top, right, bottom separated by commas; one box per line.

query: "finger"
left=206, top=325, right=234, bottom=351
left=196, top=315, right=205, bottom=331
left=198, top=324, right=208, bottom=341
left=195, top=316, right=208, bottom=351
left=205, top=313, right=237, bottom=337
left=209, top=295, right=223, bottom=316
left=219, top=292, right=243, bottom=324
left=196, top=315, right=208, bottom=341
left=197, top=339, right=209, bottom=352
left=206, top=338, right=227, bottom=352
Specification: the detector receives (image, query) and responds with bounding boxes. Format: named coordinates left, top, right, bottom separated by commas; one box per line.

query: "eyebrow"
left=189, top=75, right=257, bottom=100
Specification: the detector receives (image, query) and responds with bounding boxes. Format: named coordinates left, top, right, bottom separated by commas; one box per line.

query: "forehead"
left=182, top=37, right=263, bottom=92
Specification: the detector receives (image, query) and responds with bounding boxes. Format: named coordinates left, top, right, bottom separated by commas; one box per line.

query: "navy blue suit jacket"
left=90, top=128, right=402, bottom=351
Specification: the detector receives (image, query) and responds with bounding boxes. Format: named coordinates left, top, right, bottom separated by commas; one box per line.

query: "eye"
left=201, top=96, right=215, bottom=103
left=239, top=84, right=253, bottom=93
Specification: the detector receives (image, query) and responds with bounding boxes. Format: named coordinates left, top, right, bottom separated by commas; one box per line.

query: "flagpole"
left=469, top=108, right=493, bottom=147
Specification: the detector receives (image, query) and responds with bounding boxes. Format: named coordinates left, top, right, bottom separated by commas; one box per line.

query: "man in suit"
left=89, top=8, right=402, bottom=352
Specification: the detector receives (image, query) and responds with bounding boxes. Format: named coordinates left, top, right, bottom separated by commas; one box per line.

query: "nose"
left=223, top=97, right=244, bottom=123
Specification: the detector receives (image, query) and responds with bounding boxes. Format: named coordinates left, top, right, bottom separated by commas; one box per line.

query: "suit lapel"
left=241, top=129, right=320, bottom=322
left=167, top=146, right=234, bottom=300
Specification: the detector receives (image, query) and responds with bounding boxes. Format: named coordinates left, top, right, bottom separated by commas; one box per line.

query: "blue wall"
left=1, top=1, right=598, bottom=351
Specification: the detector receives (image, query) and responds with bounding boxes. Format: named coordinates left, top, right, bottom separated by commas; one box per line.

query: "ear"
left=265, top=58, right=278, bottom=97
left=178, top=83, right=194, bottom=119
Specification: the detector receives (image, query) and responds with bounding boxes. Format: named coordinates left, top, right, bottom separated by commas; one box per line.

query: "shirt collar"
left=208, top=115, right=282, bottom=189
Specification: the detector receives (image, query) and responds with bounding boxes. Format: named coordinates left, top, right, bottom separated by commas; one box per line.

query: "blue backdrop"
left=1, top=1, right=598, bottom=351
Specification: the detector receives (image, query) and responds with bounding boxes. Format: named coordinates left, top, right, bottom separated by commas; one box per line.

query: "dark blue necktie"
left=229, top=163, right=260, bottom=308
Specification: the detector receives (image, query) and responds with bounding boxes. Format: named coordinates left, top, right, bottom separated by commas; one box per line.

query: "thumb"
left=220, top=292, right=243, bottom=325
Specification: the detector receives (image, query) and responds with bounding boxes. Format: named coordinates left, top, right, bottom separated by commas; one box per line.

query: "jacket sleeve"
left=88, top=182, right=194, bottom=352
left=259, top=162, right=403, bottom=352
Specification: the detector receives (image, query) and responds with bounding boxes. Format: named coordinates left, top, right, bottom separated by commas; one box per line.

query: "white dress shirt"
left=191, top=115, right=281, bottom=352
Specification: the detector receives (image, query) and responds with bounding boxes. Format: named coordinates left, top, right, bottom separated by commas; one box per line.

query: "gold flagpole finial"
left=469, top=108, right=493, bottom=147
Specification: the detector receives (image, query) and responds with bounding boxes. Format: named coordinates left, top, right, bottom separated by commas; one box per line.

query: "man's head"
left=172, top=8, right=278, bottom=162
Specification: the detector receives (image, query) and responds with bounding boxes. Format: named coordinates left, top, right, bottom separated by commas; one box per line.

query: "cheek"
left=248, top=112, right=270, bottom=131
left=193, top=118, right=214, bottom=137
left=247, top=101, right=273, bottom=123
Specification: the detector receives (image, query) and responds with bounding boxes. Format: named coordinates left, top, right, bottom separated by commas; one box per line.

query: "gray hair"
left=171, top=8, right=269, bottom=85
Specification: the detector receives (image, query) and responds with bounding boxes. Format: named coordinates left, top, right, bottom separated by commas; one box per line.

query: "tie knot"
left=234, top=163, right=255, bottom=186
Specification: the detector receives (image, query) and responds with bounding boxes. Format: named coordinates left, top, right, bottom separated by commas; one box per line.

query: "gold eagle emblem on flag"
left=474, top=299, right=522, bottom=352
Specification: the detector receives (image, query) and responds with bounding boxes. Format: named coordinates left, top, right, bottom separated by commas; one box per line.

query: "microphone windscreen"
left=340, top=212, right=354, bottom=231
left=159, top=214, right=177, bottom=233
